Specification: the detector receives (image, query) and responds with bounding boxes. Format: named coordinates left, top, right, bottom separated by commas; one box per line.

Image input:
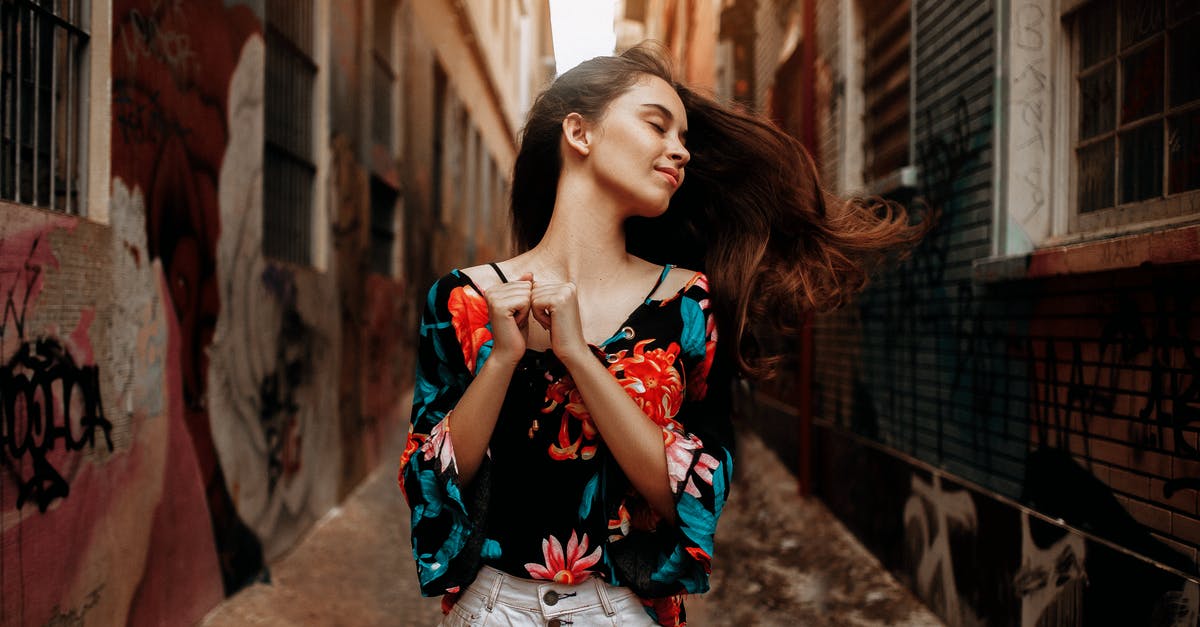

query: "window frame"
left=856, top=0, right=914, bottom=193
left=1066, top=0, right=1200, bottom=235
left=991, top=0, right=1200, bottom=259
left=262, top=0, right=329, bottom=269
left=0, top=0, right=94, bottom=216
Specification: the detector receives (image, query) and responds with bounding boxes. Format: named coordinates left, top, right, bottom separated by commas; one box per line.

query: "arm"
left=409, top=271, right=535, bottom=485
left=530, top=280, right=678, bottom=520
left=533, top=276, right=735, bottom=598
left=399, top=271, right=533, bottom=594
left=558, top=348, right=679, bottom=523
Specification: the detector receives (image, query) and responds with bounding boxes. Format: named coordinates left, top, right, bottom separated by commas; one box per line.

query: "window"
left=372, top=0, right=396, bottom=153
left=370, top=0, right=400, bottom=276
left=859, top=0, right=910, bottom=185
left=1071, top=0, right=1200, bottom=231
left=1, top=0, right=88, bottom=214
left=264, top=0, right=316, bottom=264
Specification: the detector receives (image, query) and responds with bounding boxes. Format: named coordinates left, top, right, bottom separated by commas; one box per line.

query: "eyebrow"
left=640, top=103, right=688, bottom=137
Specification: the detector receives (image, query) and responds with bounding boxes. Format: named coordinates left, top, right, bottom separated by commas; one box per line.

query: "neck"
left=523, top=171, right=636, bottom=286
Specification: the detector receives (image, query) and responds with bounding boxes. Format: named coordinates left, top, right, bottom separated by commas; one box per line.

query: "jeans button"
left=543, top=590, right=559, bottom=605
left=547, top=620, right=562, bottom=627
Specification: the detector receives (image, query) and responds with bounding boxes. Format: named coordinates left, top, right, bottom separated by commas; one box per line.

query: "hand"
left=530, top=280, right=589, bottom=363
left=485, top=272, right=533, bottom=366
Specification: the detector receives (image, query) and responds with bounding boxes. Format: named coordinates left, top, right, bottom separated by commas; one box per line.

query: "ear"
left=561, top=112, right=591, bottom=157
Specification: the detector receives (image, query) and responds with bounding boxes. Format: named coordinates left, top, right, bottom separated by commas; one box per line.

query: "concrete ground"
left=202, top=430, right=942, bottom=626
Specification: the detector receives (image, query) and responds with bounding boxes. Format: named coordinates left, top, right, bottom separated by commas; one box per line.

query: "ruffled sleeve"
left=603, top=274, right=736, bottom=599
left=398, top=272, right=494, bottom=595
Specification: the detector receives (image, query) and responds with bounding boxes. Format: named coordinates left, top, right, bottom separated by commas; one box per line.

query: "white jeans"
left=438, top=566, right=657, bottom=626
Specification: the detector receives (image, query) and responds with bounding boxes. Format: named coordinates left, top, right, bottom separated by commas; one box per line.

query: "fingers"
left=530, top=281, right=576, bottom=331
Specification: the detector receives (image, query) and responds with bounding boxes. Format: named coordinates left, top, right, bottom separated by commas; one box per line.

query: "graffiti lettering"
left=1, top=339, right=112, bottom=512
left=1015, top=4, right=1045, bottom=50
left=903, top=474, right=980, bottom=625
left=119, top=2, right=196, bottom=84
left=113, top=82, right=193, bottom=147
left=0, top=235, right=112, bottom=513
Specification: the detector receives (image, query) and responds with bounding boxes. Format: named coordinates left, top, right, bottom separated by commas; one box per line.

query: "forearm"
left=561, top=349, right=677, bottom=523
left=444, top=354, right=518, bottom=484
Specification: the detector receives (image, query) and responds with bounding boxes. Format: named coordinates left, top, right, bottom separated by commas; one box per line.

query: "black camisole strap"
left=488, top=262, right=509, bottom=283
left=643, top=264, right=674, bottom=302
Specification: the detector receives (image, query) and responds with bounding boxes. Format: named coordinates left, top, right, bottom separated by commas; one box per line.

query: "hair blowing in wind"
left=511, top=44, right=930, bottom=379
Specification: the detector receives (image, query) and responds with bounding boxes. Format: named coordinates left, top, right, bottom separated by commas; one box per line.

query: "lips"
left=655, top=167, right=680, bottom=187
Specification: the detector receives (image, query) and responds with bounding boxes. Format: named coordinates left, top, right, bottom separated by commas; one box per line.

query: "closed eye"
left=649, top=121, right=666, bottom=133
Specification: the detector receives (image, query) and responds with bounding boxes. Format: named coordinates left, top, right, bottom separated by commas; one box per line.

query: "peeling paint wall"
left=0, top=0, right=442, bottom=623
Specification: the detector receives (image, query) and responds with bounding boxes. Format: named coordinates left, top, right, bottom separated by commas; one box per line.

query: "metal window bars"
left=1, top=0, right=87, bottom=214
left=263, top=0, right=316, bottom=265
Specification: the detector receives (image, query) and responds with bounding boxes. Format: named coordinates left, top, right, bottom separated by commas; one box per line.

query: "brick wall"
left=811, top=0, right=1200, bottom=578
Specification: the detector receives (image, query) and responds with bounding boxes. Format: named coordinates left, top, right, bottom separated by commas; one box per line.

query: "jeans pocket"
left=439, top=602, right=481, bottom=627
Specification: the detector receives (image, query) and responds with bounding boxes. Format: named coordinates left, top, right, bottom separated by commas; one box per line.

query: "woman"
left=400, top=45, right=924, bottom=626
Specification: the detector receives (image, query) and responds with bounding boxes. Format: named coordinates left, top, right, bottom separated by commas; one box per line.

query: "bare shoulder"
left=458, top=262, right=506, bottom=292
left=650, top=265, right=704, bottom=300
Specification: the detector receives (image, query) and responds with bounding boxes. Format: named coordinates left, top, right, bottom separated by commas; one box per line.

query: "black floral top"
left=399, top=264, right=734, bottom=626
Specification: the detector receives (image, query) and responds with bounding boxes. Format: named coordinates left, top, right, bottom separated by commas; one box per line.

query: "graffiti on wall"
left=819, top=428, right=1200, bottom=627
left=1, top=231, right=113, bottom=513
left=112, top=0, right=266, bottom=594
left=206, top=35, right=341, bottom=560
left=0, top=206, right=225, bottom=625
left=818, top=70, right=1200, bottom=625
left=902, top=473, right=981, bottom=625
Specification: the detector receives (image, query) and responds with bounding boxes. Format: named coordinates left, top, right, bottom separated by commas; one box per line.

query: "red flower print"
left=663, top=428, right=719, bottom=497
left=524, top=531, right=603, bottom=584
left=686, top=546, right=713, bottom=573
left=543, top=375, right=598, bottom=460
left=608, top=340, right=684, bottom=428
left=397, top=425, right=427, bottom=494
left=447, top=285, right=492, bottom=374
left=608, top=503, right=632, bottom=542
left=642, top=595, right=686, bottom=627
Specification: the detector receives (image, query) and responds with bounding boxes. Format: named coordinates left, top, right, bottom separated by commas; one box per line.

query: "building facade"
left=812, top=0, right=1200, bottom=624
left=623, top=0, right=1200, bottom=624
left=0, top=0, right=551, bottom=623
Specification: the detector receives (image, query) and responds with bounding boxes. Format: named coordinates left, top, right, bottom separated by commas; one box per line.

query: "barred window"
left=1, top=0, right=88, bottom=214
left=372, top=0, right=396, bottom=152
left=369, top=0, right=400, bottom=276
left=860, top=0, right=910, bottom=184
left=264, top=0, right=316, bottom=265
left=1072, top=0, right=1200, bottom=230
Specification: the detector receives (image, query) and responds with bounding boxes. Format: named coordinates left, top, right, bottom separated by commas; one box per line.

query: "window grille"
left=264, top=0, right=316, bottom=264
left=860, top=0, right=910, bottom=183
left=1073, top=0, right=1200, bottom=223
left=0, top=0, right=88, bottom=214
left=372, top=0, right=395, bottom=150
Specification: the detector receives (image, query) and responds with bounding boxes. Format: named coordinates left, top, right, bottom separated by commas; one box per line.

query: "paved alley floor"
left=202, top=430, right=942, bottom=626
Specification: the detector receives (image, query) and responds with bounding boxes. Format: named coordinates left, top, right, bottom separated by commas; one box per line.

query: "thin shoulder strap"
left=488, top=262, right=509, bottom=283
left=644, top=264, right=674, bottom=302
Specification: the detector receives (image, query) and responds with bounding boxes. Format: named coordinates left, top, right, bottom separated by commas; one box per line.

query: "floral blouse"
left=399, top=264, right=734, bottom=626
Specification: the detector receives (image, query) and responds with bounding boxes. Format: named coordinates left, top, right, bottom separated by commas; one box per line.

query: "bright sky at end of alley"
left=548, top=0, right=617, bottom=75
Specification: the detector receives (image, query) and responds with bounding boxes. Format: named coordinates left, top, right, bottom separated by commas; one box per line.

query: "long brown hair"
left=511, top=44, right=927, bottom=379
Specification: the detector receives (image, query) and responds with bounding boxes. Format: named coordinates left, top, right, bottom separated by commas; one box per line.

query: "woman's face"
left=586, top=75, right=690, bottom=217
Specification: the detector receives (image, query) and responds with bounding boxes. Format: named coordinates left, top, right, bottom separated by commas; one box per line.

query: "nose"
left=669, top=139, right=689, bottom=167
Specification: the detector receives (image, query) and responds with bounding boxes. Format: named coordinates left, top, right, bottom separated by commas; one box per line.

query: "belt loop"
left=486, top=569, right=504, bottom=612
left=593, top=577, right=616, bottom=617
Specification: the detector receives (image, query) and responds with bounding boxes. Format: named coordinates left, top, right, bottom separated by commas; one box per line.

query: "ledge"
left=973, top=222, right=1200, bottom=283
